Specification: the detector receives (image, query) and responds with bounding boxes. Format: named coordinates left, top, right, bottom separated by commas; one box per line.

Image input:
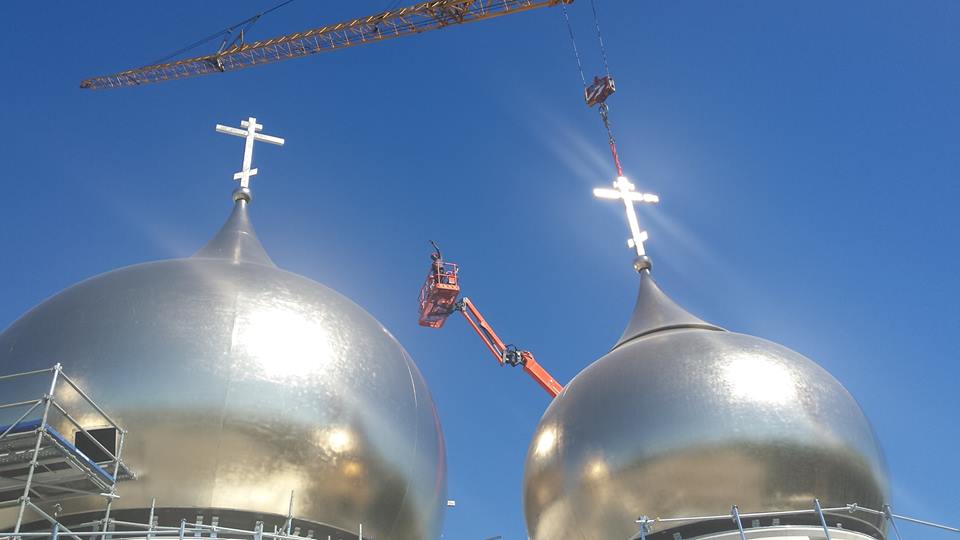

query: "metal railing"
left=1, top=499, right=366, bottom=540
left=2, top=518, right=339, bottom=540
left=634, top=499, right=959, bottom=540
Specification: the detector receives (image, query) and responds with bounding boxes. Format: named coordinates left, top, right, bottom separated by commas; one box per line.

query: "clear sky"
left=1, top=1, right=958, bottom=538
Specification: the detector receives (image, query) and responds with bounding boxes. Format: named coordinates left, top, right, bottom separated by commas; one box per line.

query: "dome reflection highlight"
left=237, top=306, right=333, bottom=381
left=721, top=353, right=799, bottom=405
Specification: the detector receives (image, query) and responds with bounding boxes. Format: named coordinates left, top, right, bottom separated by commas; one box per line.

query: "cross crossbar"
left=215, top=116, right=285, bottom=196
left=593, top=175, right=659, bottom=258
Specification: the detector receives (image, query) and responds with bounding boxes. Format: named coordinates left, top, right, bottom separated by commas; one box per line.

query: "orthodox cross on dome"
left=594, top=175, right=659, bottom=263
left=215, top=117, right=285, bottom=200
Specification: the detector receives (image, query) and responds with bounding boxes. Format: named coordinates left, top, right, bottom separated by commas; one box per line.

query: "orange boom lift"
left=418, top=242, right=563, bottom=398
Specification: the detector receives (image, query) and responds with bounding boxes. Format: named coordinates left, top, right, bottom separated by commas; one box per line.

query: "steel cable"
left=560, top=3, right=588, bottom=88
left=589, top=0, right=611, bottom=77
left=148, top=0, right=296, bottom=66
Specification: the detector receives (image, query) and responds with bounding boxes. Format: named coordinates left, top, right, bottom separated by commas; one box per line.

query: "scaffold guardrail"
left=633, top=499, right=959, bottom=540
left=1, top=509, right=366, bottom=540
left=3, top=518, right=348, bottom=540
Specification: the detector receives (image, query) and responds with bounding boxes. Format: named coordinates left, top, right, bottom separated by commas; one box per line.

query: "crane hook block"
left=585, top=75, right=616, bottom=108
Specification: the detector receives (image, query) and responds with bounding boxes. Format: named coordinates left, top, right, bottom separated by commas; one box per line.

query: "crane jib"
left=80, top=0, right=574, bottom=90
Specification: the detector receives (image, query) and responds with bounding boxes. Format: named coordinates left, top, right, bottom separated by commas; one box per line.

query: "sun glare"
left=721, top=354, right=798, bottom=405
left=236, top=307, right=333, bottom=381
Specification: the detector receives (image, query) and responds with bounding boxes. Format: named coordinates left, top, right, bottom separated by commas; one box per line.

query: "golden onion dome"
left=0, top=198, right=446, bottom=540
left=523, top=269, right=888, bottom=540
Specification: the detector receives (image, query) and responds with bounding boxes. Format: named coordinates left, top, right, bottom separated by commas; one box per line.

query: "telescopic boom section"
left=80, top=0, right=573, bottom=90
left=458, top=297, right=564, bottom=398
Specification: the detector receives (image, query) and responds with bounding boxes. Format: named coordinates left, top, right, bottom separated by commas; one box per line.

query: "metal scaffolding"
left=1, top=508, right=364, bottom=540
left=0, top=365, right=131, bottom=537
left=0, top=366, right=365, bottom=540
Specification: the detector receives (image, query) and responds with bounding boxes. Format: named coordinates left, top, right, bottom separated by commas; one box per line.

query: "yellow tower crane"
left=80, top=0, right=573, bottom=90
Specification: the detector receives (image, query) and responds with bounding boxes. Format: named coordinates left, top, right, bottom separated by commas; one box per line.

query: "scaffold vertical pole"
left=814, top=499, right=833, bottom=540
left=284, top=491, right=295, bottom=534
left=146, top=499, right=156, bottom=540
left=14, top=364, right=62, bottom=534
left=730, top=505, right=747, bottom=540
left=103, top=426, right=127, bottom=529
left=636, top=516, right=651, bottom=540
left=883, top=505, right=905, bottom=540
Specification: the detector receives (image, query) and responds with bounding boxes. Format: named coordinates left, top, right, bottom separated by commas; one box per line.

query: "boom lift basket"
left=418, top=262, right=460, bottom=328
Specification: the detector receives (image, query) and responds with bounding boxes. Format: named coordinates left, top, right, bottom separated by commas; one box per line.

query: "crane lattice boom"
left=80, top=0, right=572, bottom=90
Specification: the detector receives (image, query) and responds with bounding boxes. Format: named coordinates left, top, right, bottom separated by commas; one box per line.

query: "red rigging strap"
left=600, top=103, right=623, bottom=177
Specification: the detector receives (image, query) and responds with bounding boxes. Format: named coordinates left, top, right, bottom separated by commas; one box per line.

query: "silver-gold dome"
left=523, top=270, right=888, bottom=540
left=0, top=199, right=446, bottom=540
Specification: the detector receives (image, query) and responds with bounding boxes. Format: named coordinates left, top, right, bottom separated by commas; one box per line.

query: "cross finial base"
left=232, top=187, right=252, bottom=203
left=633, top=255, right=652, bottom=273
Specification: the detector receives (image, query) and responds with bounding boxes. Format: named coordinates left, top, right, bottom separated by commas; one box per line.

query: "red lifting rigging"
left=417, top=243, right=563, bottom=398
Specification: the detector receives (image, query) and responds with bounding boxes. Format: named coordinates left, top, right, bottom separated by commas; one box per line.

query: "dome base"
left=677, top=525, right=878, bottom=540
left=639, top=514, right=883, bottom=540
left=17, top=507, right=364, bottom=540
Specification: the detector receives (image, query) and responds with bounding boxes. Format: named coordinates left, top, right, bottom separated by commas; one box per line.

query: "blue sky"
left=1, top=1, right=958, bottom=538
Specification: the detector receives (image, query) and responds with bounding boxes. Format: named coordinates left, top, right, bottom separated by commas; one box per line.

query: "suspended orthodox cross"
left=593, top=175, right=660, bottom=258
left=215, top=117, right=285, bottom=197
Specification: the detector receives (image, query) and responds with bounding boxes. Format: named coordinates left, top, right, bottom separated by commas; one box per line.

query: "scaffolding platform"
left=0, top=419, right=131, bottom=506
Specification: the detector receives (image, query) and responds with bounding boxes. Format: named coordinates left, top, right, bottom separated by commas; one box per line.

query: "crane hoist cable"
left=588, top=0, right=611, bottom=77
left=561, top=0, right=624, bottom=177
left=147, top=0, right=297, bottom=68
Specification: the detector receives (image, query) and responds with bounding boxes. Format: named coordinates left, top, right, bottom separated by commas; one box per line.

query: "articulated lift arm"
left=81, top=0, right=573, bottom=90
left=457, top=297, right=563, bottom=398
left=418, top=245, right=564, bottom=398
